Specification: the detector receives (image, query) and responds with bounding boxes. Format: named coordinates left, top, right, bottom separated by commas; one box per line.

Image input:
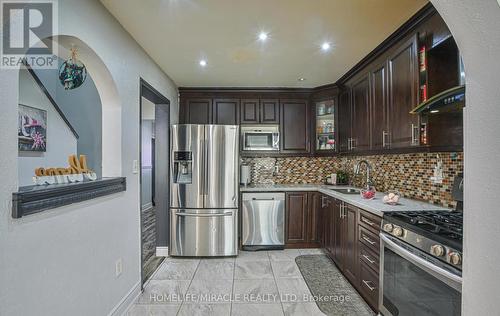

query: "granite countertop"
left=240, top=184, right=450, bottom=217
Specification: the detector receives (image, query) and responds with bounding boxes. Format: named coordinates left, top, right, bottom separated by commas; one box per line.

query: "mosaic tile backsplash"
left=241, top=152, right=463, bottom=208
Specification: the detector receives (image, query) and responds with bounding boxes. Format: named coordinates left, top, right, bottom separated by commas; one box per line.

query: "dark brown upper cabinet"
left=338, top=90, right=352, bottom=153
left=370, top=62, right=389, bottom=150
left=350, top=75, right=371, bottom=152
left=240, top=98, right=280, bottom=125
left=240, top=99, right=260, bottom=124
left=388, top=35, right=419, bottom=148
left=260, top=99, right=280, bottom=124
left=280, top=99, right=310, bottom=154
left=213, top=98, right=240, bottom=125
left=181, top=98, right=212, bottom=124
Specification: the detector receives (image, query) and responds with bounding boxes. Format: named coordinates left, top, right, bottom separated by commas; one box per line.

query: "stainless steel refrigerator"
left=169, top=124, right=239, bottom=257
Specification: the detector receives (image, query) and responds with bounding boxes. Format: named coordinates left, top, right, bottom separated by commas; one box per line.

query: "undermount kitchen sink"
left=330, top=188, right=360, bottom=195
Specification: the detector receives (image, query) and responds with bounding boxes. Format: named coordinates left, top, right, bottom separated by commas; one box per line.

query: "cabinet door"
left=343, top=204, right=358, bottom=284
left=183, top=98, right=212, bottom=124
left=240, top=99, right=260, bottom=124
left=388, top=35, right=419, bottom=148
left=213, top=99, right=239, bottom=125
left=285, top=192, right=308, bottom=243
left=351, top=75, right=371, bottom=152
left=260, top=99, right=280, bottom=124
left=280, top=100, right=310, bottom=153
left=332, top=199, right=343, bottom=269
left=338, top=90, right=352, bottom=153
left=319, top=195, right=328, bottom=248
left=370, top=62, right=389, bottom=150
left=307, top=192, right=321, bottom=244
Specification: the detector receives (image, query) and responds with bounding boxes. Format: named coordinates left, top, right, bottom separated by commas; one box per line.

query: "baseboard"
left=107, top=281, right=141, bottom=316
left=156, top=246, right=169, bottom=257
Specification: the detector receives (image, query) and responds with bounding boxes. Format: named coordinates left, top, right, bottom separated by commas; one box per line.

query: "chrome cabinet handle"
left=361, top=217, right=376, bottom=227
left=411, top=124, right=419, bottom=146
left=362, top=254, right=376, bottom=264
left=362, top=280, right=376, bottom=291
left=382, top=131, right=389, bottom=148
left=362, top=236, right=376, bottom=245
left=347, top=138, right=351, bottom=151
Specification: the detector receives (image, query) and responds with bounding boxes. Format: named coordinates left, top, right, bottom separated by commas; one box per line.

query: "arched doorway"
left=429, top=1, right=500, bottom=314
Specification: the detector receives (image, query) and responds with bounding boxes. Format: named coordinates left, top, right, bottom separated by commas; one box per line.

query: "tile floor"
left=128, top=249, right=327, bottom=316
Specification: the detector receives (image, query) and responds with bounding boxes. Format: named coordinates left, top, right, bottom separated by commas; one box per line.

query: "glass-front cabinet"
left=315, top=99, right=337, bottom=152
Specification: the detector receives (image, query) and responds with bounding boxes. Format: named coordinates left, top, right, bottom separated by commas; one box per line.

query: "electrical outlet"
left=132, top=160, right=139, bottom=174
left=115, top=258, right=123, bottom=277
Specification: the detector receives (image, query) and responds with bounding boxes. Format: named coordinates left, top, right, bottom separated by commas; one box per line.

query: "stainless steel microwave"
left=241, top=125, right=280, bottom=151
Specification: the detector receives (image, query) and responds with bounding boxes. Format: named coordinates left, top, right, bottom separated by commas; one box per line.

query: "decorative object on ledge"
left=18, top=104, right=47, bottom=152
left=33, top=154, right=97, bottom=185
left=59, top=46, right=87, bottom=90
left=12, top=177, right=126, bottom=219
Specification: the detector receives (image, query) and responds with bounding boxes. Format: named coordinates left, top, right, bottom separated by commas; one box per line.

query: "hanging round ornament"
left=59, top=47, right=87, bottom=90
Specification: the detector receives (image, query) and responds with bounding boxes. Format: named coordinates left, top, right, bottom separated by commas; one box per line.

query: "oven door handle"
left=380, top=233, right=462, bottom=292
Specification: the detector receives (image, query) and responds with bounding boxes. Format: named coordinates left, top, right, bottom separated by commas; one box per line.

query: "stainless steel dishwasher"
left=241, top=192, right=285, bottom=250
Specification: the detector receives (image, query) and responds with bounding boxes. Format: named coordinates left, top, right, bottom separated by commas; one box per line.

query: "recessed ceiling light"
left=258, top=32, right=268, bottom=41
left=298, top=78, right=306, bottom=81
left=430, top=110, right=440, bottom=113
left=321, top=42, right=331, bottom=51
left=199, top=59, right=207, bottom=67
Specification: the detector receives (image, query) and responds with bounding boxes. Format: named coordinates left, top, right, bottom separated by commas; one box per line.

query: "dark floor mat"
left=295, top=254, right=375, bottom=316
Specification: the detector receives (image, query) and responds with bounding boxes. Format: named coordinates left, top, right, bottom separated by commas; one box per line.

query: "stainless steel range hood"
left=410, top=85, right=465, bottom=114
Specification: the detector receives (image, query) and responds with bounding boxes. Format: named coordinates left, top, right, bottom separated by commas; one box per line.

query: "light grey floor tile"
left=194, top=260, right=234, bottom=280
left=153, top=260, right=199, bottom=280
left=231, top=303, right=284, bottom=316
left=201, top=257, right=236, bottom=263
left=234, top=260, right=274, bottom=279
left=127, top=304, right=181, bottom=316
left=185, top=279, right=233, bottom=303
left=268, top=249, right=301, bottom=261
left=298, top=248, right=324, bottom=255
left=178, top=303, right=231, bottom=316
left=282, top=303, right=326, bottom=316
left=276, top=278, right=312, bottom=303
left=271, top=260, right=303, bottom=278
left=232, top=279, right=280, bottom=304
left=235, top=250, right=269, bottom=262
left=165, top=257, right=201, bottom=264
left=138, top=280, right=190, bottom=305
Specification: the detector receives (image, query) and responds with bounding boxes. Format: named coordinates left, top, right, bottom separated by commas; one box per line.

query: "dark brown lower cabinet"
left=285, top=192, right=321, bottom=247
left=319, top=195, right=382, bottom=313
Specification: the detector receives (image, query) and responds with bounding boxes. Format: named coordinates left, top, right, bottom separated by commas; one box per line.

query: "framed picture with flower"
left=18, top=104, right=47, bottom=152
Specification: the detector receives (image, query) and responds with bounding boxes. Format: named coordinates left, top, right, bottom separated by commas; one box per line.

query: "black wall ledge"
left=12, top=177, right=126, bottom=219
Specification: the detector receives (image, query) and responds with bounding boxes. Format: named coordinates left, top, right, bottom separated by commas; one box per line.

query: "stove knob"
left=431, top=245, right=445, bottom=257
left=449, top=252, right=462, bottom=265
left=383, top=223, right=394, bottom=233
left=393, top=226, right=404, bottom=237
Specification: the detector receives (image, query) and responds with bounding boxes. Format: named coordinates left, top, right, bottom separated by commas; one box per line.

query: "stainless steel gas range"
left=379, top=210, right=463, bottom=316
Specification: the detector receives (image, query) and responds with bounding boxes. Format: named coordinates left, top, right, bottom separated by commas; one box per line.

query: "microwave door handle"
left=380, top=234, right=462, bottom=292
left=273, top=133, right=279, bottom=147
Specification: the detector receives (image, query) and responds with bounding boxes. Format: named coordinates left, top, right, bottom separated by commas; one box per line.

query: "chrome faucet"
left=354, top=160, right=372, bottom=190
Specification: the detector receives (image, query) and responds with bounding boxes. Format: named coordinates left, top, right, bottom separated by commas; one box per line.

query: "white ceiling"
left=100, top=0, right=428, bottom=88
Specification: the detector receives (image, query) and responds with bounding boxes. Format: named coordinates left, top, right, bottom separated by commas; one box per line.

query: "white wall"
left=430, top=0, right=500, bottom=315
left=0, top=0, right=178, bottom=315
left=18, top=67, right=78, bottom=186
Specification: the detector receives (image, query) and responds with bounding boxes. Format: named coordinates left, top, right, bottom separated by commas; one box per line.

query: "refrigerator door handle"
left=175, top=212, right=234, bottom=217
left=204, top=136, right=209, bottom=198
